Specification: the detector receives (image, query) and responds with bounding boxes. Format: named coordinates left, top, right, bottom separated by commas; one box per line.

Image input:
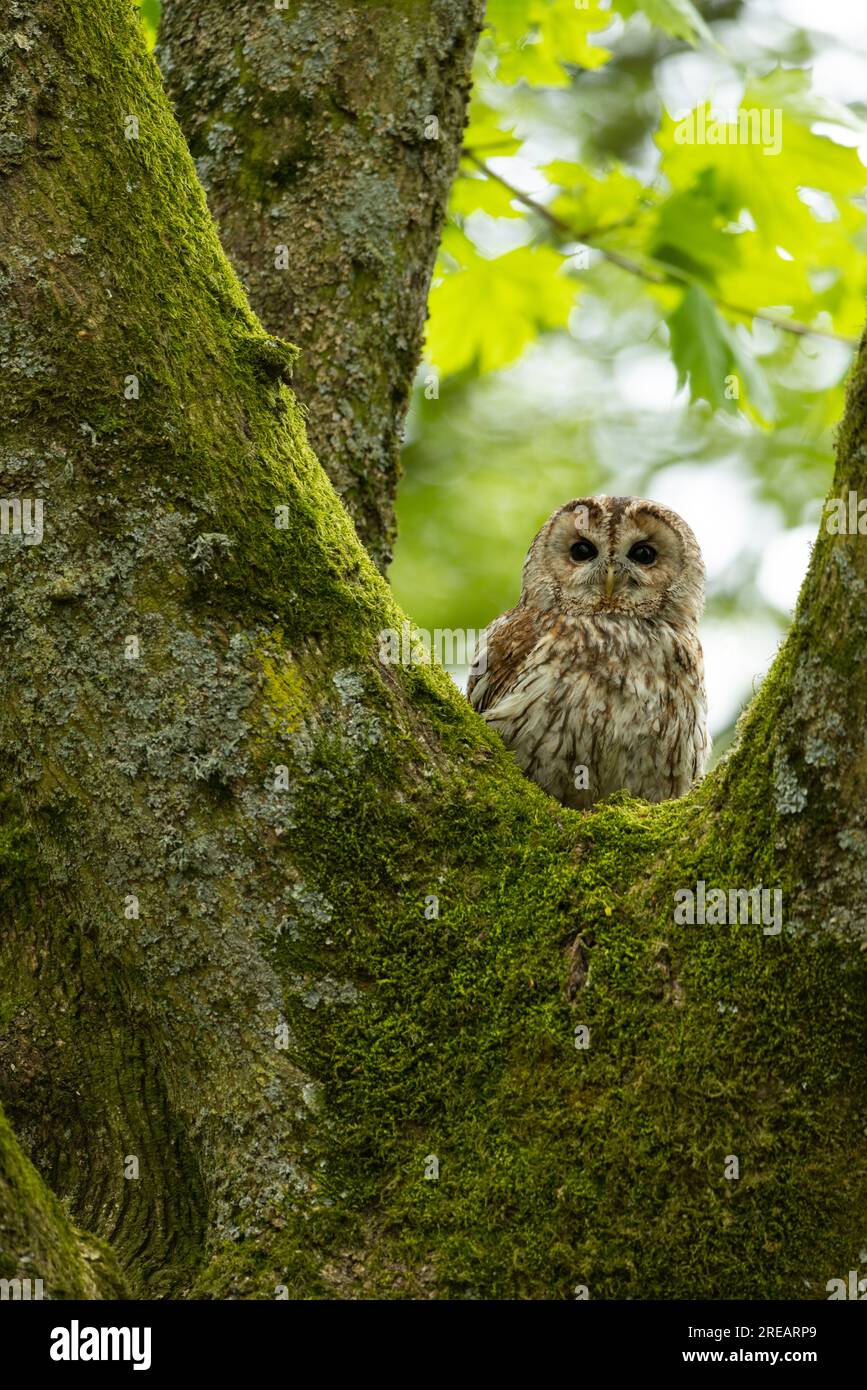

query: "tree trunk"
left=2, top=0, right=867, bottom=1301
left=0, top=1098, right=129, bottom=1299
left=156, top=0, right=484, bottom=572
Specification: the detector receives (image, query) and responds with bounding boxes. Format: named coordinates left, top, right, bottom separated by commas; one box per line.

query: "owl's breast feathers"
left=467, top=604, right=710, bottom=808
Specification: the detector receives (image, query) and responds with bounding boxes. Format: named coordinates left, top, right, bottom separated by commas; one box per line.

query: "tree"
left=1, top=0, right=867, bottom=1301
left=157, top=0, right=484, bottom=572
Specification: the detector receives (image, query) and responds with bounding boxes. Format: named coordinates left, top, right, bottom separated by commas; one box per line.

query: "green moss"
left=0, top=1099, right=129, bottom=1298
left=3, top=0, right=867, bottom=1304
left=186, top=636, right=867, bottom=1299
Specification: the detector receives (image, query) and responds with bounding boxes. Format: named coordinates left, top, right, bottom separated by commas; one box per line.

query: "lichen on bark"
left=157, top=0, right=485, bottom=572
left=1, top=0, right=867, bottom=1303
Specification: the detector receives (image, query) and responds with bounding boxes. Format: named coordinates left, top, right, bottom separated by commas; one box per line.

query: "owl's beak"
left=604, top=565, right=616, bottom=601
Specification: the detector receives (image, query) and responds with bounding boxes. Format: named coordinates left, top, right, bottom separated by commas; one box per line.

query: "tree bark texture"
left=157, top=0, right=484, bottom=572
left=0, top=1098, right=128, bottom=1299
left=1, top=0, right=867, bottom=1301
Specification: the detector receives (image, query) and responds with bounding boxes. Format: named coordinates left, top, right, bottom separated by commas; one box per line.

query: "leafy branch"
left=462, top=151, right=858, bottom=348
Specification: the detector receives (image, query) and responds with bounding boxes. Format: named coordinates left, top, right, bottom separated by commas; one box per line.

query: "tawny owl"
left=467, top=495, right=710, bottom=809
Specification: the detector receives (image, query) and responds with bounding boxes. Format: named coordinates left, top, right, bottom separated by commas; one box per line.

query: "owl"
left=467, top=495, right=710, bottom=809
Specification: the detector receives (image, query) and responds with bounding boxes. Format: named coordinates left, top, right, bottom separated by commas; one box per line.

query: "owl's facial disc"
left=521, top=495, right=704, bottom=622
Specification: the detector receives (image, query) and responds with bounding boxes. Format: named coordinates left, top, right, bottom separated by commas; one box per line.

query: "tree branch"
left=158, top=0, right=485, bottom=572
left=463, top=151, right=859, bottom=347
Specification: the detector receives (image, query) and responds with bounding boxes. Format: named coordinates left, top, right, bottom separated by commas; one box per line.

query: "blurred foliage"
left=136, top=0, right=159, bottom=49
left=134, top=0, right=867, bottom=747
left=426, top=4, right=866, bottom=404
left=391, top=0, right=867, bottom=747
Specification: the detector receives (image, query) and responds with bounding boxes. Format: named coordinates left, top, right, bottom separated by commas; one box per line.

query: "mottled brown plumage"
left=468, top=495, right=710, bottom=808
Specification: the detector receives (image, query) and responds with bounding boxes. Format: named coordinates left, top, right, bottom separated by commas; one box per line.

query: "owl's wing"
left=467, top=604, right=543, bottom=714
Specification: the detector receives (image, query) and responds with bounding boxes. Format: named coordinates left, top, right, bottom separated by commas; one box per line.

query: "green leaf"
left=485, top=0, right=534, bottom=46
left=462, top=97, right=522, bottom=157
left=436, top=221, right=479, bottom=272
left=134, top=0, right=160, bottom=49
left=666, top=285, right=772, bottom=420
left=613, top=0, right=714, bottom=45
left=666, top=285, right=737, bottom=410
left=726, top=325, right=776, bottom=423
left=546, top=161, right=653, bottom=236
left=539, top=0, right=614, bottom=70
left=451, top=169, right=525, bottom=218
left=649, top=183, right=742, bottom=286
left=427, top=245, right=577, bottom=375
left=651, top=68, right=867, bottom=343
left=486, top=0, right=614, bottom=86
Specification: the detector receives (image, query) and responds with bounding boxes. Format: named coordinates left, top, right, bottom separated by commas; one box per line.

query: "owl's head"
left=521, top=495, right=705, bottom=624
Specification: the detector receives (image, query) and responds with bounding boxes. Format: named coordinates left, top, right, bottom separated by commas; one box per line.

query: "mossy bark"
left=157, top=0, right=484, bottom=572
left=0, top=1100, right=129, bottom=1299
left=1, top=0, right=867, bottom=1301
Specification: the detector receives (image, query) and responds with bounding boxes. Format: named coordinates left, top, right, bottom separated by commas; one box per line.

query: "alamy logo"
left=673, top=881, right=782, bottom=936
left=0, top=497, right=44, bottom=545
left=673, top=107, right=782, bottom=156
left=827, top=1270, right=867, bottom=1299
left=0, top=1277, right=43, bottom=1299
left=50, top=1320, right=152, bottom=1371
left=378, top=621, right=486, bottom=672
left=823, top=491, right=867, bottom=534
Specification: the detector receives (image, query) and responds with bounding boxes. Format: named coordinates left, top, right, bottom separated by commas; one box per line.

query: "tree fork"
left=1, top=0, right=867, bottom=1299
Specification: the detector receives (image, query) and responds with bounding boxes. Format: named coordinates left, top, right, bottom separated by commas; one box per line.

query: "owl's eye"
left=570, top=539, right=598, bottom=562
left=628, top=542, right=657, bottom=565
